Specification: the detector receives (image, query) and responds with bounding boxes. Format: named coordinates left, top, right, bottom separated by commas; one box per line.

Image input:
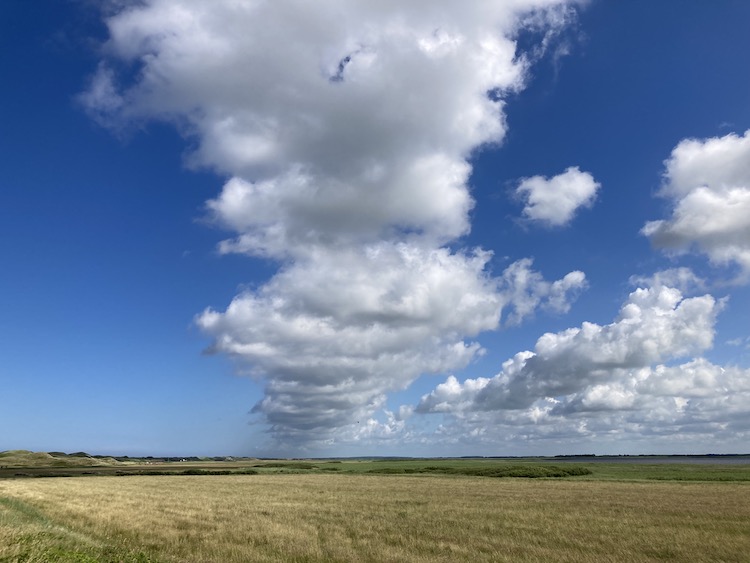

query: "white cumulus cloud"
left=84, top=0, right=588, bottom=448
left=84, top=0, right=567, bottom=255
left=414, top=284, right=750, bottom=452
left=643, top=130, right=750, bottom=282
left=515, top=166, right=600, bottom=227
left=418, top=285, right=722, bottom=413
left=629, top=267, right=706, bottom=295
left=498, top=258, right=587, bottom=325
left=197, top=246, right=584, bottom=443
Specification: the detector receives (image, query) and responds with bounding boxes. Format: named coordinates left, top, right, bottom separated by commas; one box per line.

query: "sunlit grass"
left=2, top=473, right=749, bottom=562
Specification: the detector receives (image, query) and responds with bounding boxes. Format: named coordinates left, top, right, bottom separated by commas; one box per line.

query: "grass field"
left=3, top=450, right=750, bottom=481
left=2, top=461, right=749, bottom=562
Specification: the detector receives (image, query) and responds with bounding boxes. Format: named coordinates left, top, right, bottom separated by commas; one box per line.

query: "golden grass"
left=2, top=474, right=749, bottom=562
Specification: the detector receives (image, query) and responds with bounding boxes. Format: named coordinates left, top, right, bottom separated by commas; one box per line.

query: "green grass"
left=365, top=464, right=591, bottom=478
left=253, top=462, right=319, bottom=470
left=574, top=461, right=750, bottom=481
left=3, top=451, right=749, bottom=482
left=315, top=457, right=750, bottom=481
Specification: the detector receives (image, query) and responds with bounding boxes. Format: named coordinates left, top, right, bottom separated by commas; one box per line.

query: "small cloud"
left=499, top=258, right=587, bottom=325
left=515, top=166, right=600, bottom=227
left=77, top=63, right=124, bottom=127
left=396, top=405, right=414, bottom=421
left=726, top=336, right=750, bottom=349
left=629, top=268, right=705, bottom=294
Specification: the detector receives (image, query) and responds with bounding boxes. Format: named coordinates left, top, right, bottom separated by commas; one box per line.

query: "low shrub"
left=367, top=464, right=592, bottom=478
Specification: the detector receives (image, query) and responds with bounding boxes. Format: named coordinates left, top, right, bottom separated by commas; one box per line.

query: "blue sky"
left=2, top=0, right=750, bottom=457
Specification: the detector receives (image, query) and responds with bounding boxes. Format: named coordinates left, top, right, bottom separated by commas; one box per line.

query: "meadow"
left=1, top=454, right=749, bottom=562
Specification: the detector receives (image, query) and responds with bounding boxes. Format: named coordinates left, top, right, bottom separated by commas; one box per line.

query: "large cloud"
left=415, top=358, right=750, bottom=453
left=85, top=0, right=581, bottom=257
left=418, top=285, right=722, bottom=413
left=414, top=284, right=750, bottom=452
left=197, top=247, right=585, bottom=443
left=643, top=130, right=750, bottom=281
left=197, top=244, right=499, bottom=440
left=84, top=0, right=587, bottom=447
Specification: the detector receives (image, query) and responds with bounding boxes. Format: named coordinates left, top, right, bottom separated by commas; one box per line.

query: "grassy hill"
left=0, top=450, right=122, bottom=469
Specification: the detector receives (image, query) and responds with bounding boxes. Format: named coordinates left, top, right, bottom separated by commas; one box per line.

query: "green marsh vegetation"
left=3, top=450, right=749, bottom=481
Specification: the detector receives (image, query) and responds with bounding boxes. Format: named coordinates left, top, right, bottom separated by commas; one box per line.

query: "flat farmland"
left=2, top=470, right=749, bottom=562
